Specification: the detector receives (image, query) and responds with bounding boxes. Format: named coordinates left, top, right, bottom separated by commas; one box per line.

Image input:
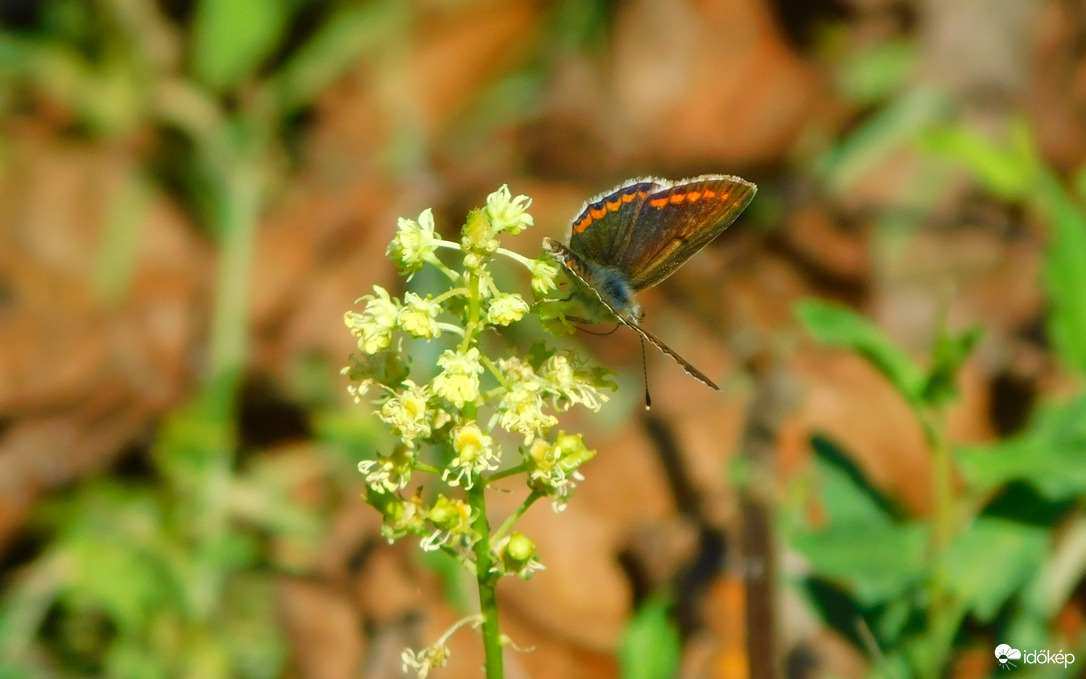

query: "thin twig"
left=738, top=349, right=795, bottom=679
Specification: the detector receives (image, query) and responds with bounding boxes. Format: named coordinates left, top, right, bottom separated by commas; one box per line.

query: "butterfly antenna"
left=640, top=336, right=652, bottom=410
left=576, top=322, right=621, bottom=336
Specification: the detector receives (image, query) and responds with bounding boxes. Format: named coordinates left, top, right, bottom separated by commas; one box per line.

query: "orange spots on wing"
left=670, top=193, right=686, bottom=204
left=719, top=192, right=730, bottom=200
left=650, top=198, right=668, bottom=208
left=703, top=189, right=716, bottom=198
left=573, top=188, right=649, bottom=234
left=687, top=191, right=702, bottom=201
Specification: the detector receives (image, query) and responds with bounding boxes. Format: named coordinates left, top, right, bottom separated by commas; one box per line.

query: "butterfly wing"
left=543, top=237, right=720, bottom=390
left=616, top=175, right=756, bottom=291
left=567, top=178, right=663, bottom=267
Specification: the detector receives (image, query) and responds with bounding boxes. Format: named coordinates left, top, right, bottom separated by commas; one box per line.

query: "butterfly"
left=543, top=175, right=756, bottom=391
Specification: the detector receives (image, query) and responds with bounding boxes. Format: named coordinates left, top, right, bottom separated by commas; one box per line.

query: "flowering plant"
left=343, top=186, right=614, bottom=678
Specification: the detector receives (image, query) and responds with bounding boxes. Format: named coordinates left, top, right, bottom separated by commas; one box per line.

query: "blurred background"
left=1, top=0, right=1085, bottom=678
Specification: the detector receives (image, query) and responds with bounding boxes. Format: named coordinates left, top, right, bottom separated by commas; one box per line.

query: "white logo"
left=994, top=644, right=1075, bottom=670
left=995, top=644, right=1021, bottom=670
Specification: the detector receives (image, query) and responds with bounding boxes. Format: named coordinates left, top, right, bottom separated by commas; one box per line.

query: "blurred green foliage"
left=191, top=0, right=288, bottom=91
left=0, top=0, right=400, bottom=676
left=619, top=594, right=682, bottom=679
left=793, top=38, right=1086, bottom=674
left=794, top=114, right=1086, bottom=674
left=0, top=380, right=324, bottom=678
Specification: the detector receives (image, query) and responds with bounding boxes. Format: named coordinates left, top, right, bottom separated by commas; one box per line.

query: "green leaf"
left=1073, top=162, right=1086, bottom=204
left=797, top=437, right=928, bottom=605
left=836, top=39, right=918, bottom=104
left=0, top=662, right=36, bottom=679
left=817, top=86, right=949, bottom=195
left=811, top=435, right=904, bottom=525
left=922, top=119, right=1086, bottom=375
left=957, top=436, right=1086, bottom=500
left=868, top=650, right=914, bottom=679
left=919, top=119, right=1041, bottom=200
left=801, top=578, right=870, bottom=650
left=794, top=522, right=929, bottom=605
left=796, top=298, right=926, bottom=402
left=982, top=483, right=1071, bottom=527
left=107, top=644, right=171, bottom=679
left=957, top=394, right=1086, bottom=500
left=921, top=325, right=982, bottom=406
left=941, top=517, right=1048, bottom=621
left=192, top=0, right=288, bottom=92
left=619, top=595, right=681, bottom=679
left=0, top=553, right=66, bottom=667
left=266, top=1, right=403, bottom=114
left=1036, top=171, right=1086, bottom=375
left=874, top=597, right=914, bottom=646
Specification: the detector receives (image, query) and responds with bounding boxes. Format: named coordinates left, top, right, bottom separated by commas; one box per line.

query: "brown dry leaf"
left=0, top=128, right=202, bottom=413
left=1031, top=0, right=1086, bottom=172
left=249, top=177, right=401, bottom=376
left=494, top=493, right=632, bottom=653
left=278, top=577, right=365, bottom=679
left=640, top=377, right=747, bottom=525
left=356, top=543, right=432, bottom=624
left=609, top=0, right=833, bottom=165
left=1055, top=593, right=1086, bottom=647
left=791, top=348, right=932, bottom=514
left=412, top=0, right=543, bottom=135
left=253, top=0, right=548, bottom=381
left=501, top=601, right=618, bottom=679
left=0, top=125, right=205, bottom=542
left=876, top=219, right=1043, bottom=354
left=951, top=645, right=997, bottom=679
left=514, top=647, right=616, bottom=679
left=781, top=202, right=873, bottom=287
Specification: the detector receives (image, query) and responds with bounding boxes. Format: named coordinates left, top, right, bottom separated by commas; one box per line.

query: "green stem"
left=433, top=287, right=469, bottom=305
left=208, top=157, right=261, bottom=380
left=435, top=322, right=466, bottom=337
left=918, top=405, right=958, bottom=679
left=415, top=462, right=443, bottom=475
left=467, top=482, right=504, bottom=678
left=494, top=246, right=535, bottom=269
left=492, top=490, right=541, bottom=542
left=921, top=408, right=954, bottom=552
left=434, top=239, right=464, bottom=251
left=486, top=463, right=529, bottom=484
left=480, top=355, right=510, bottom=388
left=462, top=269, right=482, bottom=352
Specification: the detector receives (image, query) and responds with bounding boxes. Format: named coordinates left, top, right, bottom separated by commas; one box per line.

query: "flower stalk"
left=344, top=186, right=615, bottom=678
